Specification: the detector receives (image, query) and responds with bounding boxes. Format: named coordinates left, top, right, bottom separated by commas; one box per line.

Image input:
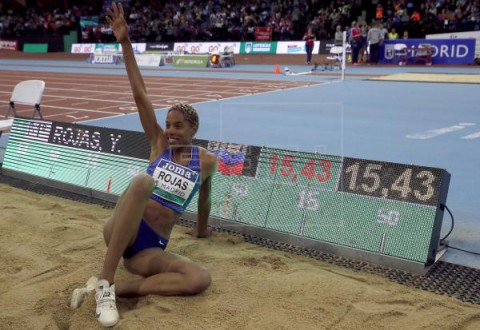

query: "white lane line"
left=36, top=104, right=120, bottom=115
left=406, top=123, right=476, bottom=139
left=96, top=105, right=123, bottom=110
left=42, top=93, right=136, bottom=104
left=44, top=111, right=80, bottom=118
left=71, top=101, right=91, bottom=106
left=66, top=114, right=90, bottom=121
left=461, top=131, right=480, bottom=140
left=118, top=106, right=138, bottom=111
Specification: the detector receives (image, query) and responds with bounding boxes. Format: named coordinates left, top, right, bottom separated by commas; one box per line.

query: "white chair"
left=221, top=46, right=235, bottom=66
left=324, top=46, right=343, bottom=70
left=394, top=43, right=408, bottom=65
left=417, top=43, right=433, bottom=66
left=4, top=80, right=45, bottom=119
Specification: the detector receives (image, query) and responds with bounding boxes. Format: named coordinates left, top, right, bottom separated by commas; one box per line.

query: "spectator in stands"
left=1, top=0, right=479, bottom=42
left=302, top=27, right=316, bottom=64
left=376, top=3, right=384, bottom=22
left=411, top=10, right=421, bottom=22
left=388, top=27, right=399, bottom=39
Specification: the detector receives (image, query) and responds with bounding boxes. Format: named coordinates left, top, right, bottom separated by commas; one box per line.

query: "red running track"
left=0, top=70, right=317, bottom=125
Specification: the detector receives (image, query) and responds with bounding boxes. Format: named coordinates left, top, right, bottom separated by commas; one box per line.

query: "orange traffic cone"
left=274, top=64, right=281, bottom=74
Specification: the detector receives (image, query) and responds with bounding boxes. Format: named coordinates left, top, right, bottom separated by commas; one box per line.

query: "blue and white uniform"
left=147, top=146, right=202, bottom=214
left=123, top=146, right=202, bottom=259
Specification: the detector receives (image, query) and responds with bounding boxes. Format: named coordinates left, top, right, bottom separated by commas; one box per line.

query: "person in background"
left=334, top=25, right=343, bottom=46
left=367, top=21, right=383, bottom=64
left=388, top=27, right=399, bottom=40
left=380, top=23, right=388, bottom=41
left=349, top=21, right=362, bottom=65
left=303, top=27, right=316, bottom=65
left=359, top=21, right=369, bottom=63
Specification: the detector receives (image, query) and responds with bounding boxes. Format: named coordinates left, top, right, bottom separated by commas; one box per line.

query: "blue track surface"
left=1, top=59, right=479, bottom=269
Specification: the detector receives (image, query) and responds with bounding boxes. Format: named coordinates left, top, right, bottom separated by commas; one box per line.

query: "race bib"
left=152, top=159, right=199, bottom=206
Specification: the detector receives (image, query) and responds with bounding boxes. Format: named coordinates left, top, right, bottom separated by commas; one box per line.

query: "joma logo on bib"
left=152, top=160, right=199, bottom=205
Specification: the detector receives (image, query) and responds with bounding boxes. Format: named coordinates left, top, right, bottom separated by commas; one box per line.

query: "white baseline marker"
left=461, top=131, right=480, bottom=140
left=71, top=101, right=90, bottom=106
left=44, top=111, right=80, bottom=119
left=406, top=123, right=476, bottom=139
left=65, top=114, right=90, bottom=121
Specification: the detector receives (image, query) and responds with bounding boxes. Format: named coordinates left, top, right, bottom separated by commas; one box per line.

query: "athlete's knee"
left=128, top=173, right=154, bottom=197
left=185, top=266, right=211, bottom=295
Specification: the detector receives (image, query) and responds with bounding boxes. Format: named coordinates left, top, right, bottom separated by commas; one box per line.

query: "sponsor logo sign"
left=0, top=40, right=18, bottom=50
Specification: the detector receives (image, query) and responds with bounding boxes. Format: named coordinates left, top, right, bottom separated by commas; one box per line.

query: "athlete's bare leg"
left=100, top=173, right=154, bottom=283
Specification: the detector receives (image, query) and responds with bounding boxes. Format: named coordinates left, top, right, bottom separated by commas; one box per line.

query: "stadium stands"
left=1, top=0, right=478, bottom=44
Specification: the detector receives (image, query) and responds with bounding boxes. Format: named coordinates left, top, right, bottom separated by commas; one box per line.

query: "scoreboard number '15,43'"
left=338, top=158, right=443, bottom=206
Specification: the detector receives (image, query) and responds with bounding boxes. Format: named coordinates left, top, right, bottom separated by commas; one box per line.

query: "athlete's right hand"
left=105, top=2, right=129, bottom=43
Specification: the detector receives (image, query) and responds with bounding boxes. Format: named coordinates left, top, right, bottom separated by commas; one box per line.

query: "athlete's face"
left=165, top=110, right=197, bottom=146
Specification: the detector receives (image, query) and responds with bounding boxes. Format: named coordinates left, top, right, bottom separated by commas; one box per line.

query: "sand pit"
left=370, top=73, right=480, bottom=84
left=0, top=183, right=479, bottom=329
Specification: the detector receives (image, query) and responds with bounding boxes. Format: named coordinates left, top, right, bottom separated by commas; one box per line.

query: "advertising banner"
left=119, top=43, right=146, bottom=54
left=173, top=42, right=241, bottom=54
left=91, top=54, right=121, bottom=64
left=276, top=41, right=320, bottom=54
left=23, top=44, right=48, bottom=53
left=134, top=54, right=164, bottom=67
left=94, top=43, right=120, bottom=54
left=172, top=55, right=209, bottom=67
left=0, top=40, right=18, bottom=51
left=427, top=30, right=480, bottom=58
left=71, top=43, right=96, bottom=54
left=319, top=39, right=335, bottom=54
left=146, top=42, right=174, bottom=52
left=240, top=42, right=277, bottom=55
left=381, top=39, right=476, bottom=65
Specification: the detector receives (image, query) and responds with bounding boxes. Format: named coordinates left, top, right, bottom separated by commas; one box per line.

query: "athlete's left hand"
left=106, top=2, right=129, bottom=43
left=186, top=227, right=213, bottom=238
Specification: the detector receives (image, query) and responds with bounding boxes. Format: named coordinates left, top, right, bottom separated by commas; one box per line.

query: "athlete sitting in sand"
left=70, top=2, right=217, bottom=327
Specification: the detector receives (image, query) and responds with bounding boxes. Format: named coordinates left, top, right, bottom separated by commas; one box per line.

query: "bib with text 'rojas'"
left=152, top=159, right=200, bottom=206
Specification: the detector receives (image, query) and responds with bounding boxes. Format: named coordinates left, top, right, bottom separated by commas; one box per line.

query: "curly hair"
left=168, top=103, right=199, bottom=129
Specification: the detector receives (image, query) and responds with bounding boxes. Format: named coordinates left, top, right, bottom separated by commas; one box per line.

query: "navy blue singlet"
left=146, top=146, right=201, bottom=214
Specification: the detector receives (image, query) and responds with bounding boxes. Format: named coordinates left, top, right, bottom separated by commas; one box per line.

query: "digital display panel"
left=3, top=117, right=450, bottom=265
left=338, top=158, right=444, bottom=206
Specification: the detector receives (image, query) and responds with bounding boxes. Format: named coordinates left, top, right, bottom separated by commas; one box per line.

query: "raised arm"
left=106, top=3, right=167, bottom=156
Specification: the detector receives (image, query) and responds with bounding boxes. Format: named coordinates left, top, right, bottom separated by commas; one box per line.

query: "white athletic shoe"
left=70, top=276, right=98, bottom=309
left=95, top=279, right=119, bottom=327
